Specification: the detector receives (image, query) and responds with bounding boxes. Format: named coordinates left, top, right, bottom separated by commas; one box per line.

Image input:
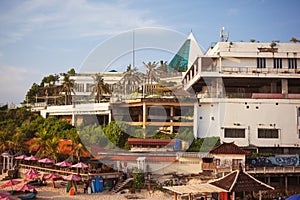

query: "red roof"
left=128, top=138, right=174, bottom=146
left=209, top=142, right=249, bottom=155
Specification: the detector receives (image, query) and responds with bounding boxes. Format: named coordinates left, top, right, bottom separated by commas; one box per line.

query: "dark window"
left=224, top=128, right=245, bottom=138
left=273, top=58, right=282, bottom=69
left=288, top=58, right=297, bottom=69
left=257, top=58, right=266, bottom=68
left=258, top=129, right=279, bottom=138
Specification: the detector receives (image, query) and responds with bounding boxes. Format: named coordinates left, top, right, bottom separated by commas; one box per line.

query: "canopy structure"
left=164, top=183, right=227, bottom=195
left=55, top=161, right=72, bottom=167
left=209, top=169, right=274, bottom=192
left=38, top=158, right=54, bottom=164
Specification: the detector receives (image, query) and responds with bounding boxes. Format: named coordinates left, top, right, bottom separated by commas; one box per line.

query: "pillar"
left=174, top=192, right=177, bottom=200
left=285, top=175, right=288, bottom=195
left=142, top=102, right=147, bottom=138
left=170, top=106, right=174, bottom=134
left=259, top=191, right=262, bottom=200
left=2, top=156, right=5, bottom=173
left=281, top=79, right=288, bottom=98
left=270, top=81, right=277, bottom=93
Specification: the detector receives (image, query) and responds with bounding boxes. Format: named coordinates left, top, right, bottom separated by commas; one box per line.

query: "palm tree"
left=29, top=129, right=60, bottom=160
left=142, top=61, right=160, bottom=95
left=66, top=133, right=90, bottom=162
left=60, top=74, right=75, bottom=105
left=91, top=73, right=110, bottom=103
left=119, top=65, right=143, bottom=97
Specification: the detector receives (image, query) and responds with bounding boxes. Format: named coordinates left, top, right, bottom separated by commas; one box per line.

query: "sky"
left=0, top=0, right=300, bottom=105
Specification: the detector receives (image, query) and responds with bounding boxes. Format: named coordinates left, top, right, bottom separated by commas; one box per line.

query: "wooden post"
left=285, top=175, right=288, bottom=195
left=142, top=102, right=147, bottom=138
left=259, top=191, right=262, bottom=200
left=170, top=106, right=174, bottom=133
left=174, top=192, right=177, bottom=200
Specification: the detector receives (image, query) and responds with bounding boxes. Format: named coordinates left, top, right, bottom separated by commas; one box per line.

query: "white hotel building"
left=183, top=41, right=300, bottom=153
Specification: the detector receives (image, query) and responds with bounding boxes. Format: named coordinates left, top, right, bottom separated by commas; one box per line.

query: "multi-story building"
left=183, top=41, right=300, bottom=153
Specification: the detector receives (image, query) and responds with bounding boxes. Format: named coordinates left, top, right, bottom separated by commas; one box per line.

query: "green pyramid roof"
left=168, top=32, right=203, bottom=72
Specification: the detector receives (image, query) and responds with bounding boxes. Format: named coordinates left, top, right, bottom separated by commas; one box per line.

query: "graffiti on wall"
left=248, top=154, right=299, bottom=166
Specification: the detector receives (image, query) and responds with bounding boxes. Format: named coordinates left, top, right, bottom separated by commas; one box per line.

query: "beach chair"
left=17, top=193, right=36, bottom=199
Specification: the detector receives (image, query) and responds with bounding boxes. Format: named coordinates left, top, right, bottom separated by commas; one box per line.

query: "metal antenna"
left=225, top=32, right=229, bottom=42
left=220, top=27, right=224, bottom=42
left=132, top=30, right=135, bottom=68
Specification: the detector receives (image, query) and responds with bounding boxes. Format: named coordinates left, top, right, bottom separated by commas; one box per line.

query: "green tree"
left=24, top=83, right=41, bottom=104
left=132, top=168, right=144, bottom=192
left=290, top=37, right=300, bottom=43
left=103, top=121, right=128, bottom=149
left=91, top=73, right=111, bottom=103
left=67, top=68, right=76, bottom=76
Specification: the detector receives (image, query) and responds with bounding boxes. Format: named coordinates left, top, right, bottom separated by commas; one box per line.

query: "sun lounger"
left=18, top=193, right=36, bottom=199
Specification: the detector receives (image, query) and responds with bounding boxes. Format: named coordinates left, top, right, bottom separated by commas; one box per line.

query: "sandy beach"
left=1, top=179, right=174, bottom=200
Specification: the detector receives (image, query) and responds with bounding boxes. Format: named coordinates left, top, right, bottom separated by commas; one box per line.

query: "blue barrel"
left=174, top=139, right=182, bottom=151
left=99, top=176, right=104, bottom=192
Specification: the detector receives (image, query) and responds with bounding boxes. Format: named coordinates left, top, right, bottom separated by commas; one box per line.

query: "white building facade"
left=183, top=42, right=300, bottom=152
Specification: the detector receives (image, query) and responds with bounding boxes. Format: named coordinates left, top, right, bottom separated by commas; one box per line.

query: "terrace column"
left=2, top=157, right=5, bottom=173
left=270, top=81, right=277, bottom=93
left=143, top=102, right=147, bottom=138
left=170, top=106, right=174, bottom=133
left=281, top=79, right=288, bottom=98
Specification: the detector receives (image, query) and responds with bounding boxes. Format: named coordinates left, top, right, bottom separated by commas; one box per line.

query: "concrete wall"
left=195, top=98, right=300, bottom=147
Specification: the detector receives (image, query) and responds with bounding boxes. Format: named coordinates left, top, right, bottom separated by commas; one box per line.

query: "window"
left=288, top=58, right=297, bottom=69
left=215, top=159, right=220, bottom=166
left=273, top=58, right=282, bottom=69
left=224, top=128, right=245, bottom=138
left=258, top=129, right=279, bottom=138
left=257, top=58, right=266, bottom=68
left=86, top=83, right=93, bottom=92
left=74, top=83, right=84, bottom=92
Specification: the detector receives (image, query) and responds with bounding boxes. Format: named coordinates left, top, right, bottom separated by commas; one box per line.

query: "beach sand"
left=1, top=179, right=174, bottom=200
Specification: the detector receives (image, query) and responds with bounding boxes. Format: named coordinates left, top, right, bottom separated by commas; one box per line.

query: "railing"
left=246, top=166, right=300, bottom=174
left=19, top=164, right=120, bottom=180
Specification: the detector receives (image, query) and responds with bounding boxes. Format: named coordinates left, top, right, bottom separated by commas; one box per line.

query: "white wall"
left=195, top=99, right=300, bottom=147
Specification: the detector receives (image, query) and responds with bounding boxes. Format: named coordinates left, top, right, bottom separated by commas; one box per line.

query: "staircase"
left=114, top=178, right=133, bottom=193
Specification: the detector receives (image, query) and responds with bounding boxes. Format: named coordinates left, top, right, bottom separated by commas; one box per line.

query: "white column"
left=2, top=157, right=5, bottom=171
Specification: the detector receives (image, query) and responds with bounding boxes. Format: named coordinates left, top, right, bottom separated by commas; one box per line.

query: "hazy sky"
left=0, top=0, right=300, bottom=104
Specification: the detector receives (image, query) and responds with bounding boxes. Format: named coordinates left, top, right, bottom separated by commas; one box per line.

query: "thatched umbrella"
left=209, top=167, right=274, bottom=199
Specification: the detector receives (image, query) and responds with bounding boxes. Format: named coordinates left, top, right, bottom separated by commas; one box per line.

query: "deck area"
left=19, top=164, right=120, bottom=180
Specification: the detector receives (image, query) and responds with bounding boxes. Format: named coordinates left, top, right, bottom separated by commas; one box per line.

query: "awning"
left=163, top=183, right=228, bottom=195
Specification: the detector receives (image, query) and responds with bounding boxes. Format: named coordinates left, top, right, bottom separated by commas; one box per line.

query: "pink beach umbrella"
left=43, top=174, right=62, bottom=180
left=1, top=180, right=21, bottom=189
left=71, top=162, right=88, bottom=168
left=38, top=158, right=54, bottom=164
left=55, top=161, right=72, bottom=167
left=24, top=155, right=38, bottom=161
left=63, top=174, right=81, bottom=181
left=15, top=184, right=35, bottom=191
left=1, top=196, right=15, bottom=200
left=24, top=168, right=40, bottom=176
left=24, top=173, right=40, bottom=181
left=0, top=192, right=10, bottom=198
left=15, top=155, right=27, bottom=160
